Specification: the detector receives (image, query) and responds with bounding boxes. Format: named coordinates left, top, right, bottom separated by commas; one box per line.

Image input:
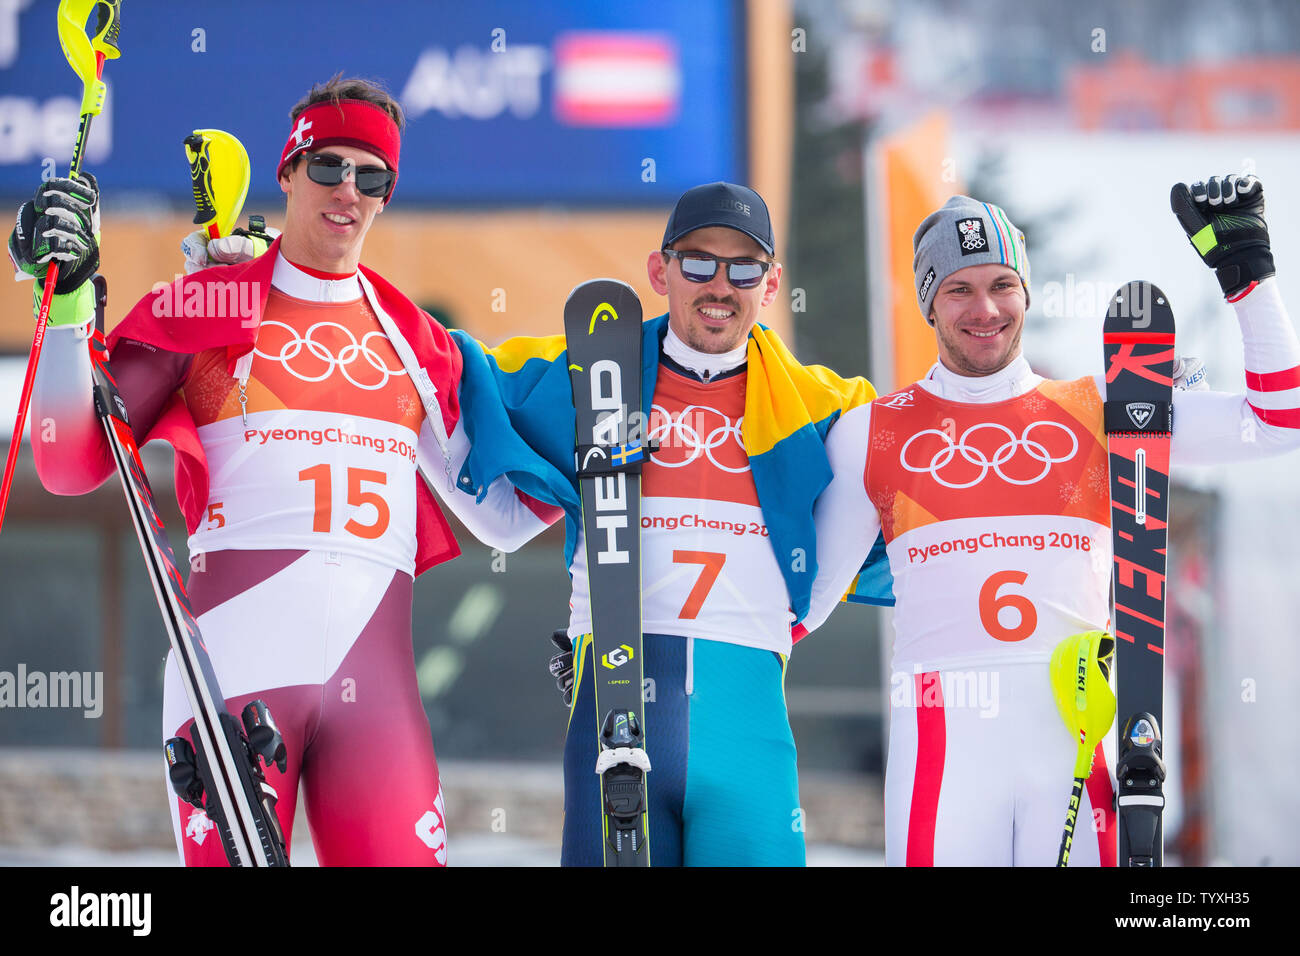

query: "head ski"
left=1103, top=281, right=1174, bottom=867
left=563, top=279, right=650, bottom=866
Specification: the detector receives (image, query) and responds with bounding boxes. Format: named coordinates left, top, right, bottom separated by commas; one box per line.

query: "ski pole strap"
left=576, top=440, right=647, bottom=476
left=1104, top=399, right=1172, bottom=435
left=91, top=0, right=122, bottom=57
left=238, top=215, right=272, bottom=241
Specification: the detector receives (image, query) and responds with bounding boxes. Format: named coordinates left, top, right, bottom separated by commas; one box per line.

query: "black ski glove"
left=548, top=629, right=575, bottom=708
left=1170, top=174, right=1274, bottom=299
left=8, top=172, right=100, bottom=295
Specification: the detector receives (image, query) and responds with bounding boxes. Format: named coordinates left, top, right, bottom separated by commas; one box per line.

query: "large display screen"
left=0, top=0, right=745, bottom=204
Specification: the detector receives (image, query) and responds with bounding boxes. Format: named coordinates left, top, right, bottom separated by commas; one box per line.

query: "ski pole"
left=184, top=129, right=251, bottom=241
left=1049, top=630, right=1116, bottom=867
left=0, top=0, right=121, bottom=533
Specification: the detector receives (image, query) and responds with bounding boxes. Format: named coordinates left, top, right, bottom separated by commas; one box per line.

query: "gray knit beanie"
left=912, top=195, right=1030, bottom=324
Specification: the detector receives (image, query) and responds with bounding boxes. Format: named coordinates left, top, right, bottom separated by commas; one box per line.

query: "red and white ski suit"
left=32, top=246, right=553, bottom=865
left=802, top=279, right=1300, bottom=865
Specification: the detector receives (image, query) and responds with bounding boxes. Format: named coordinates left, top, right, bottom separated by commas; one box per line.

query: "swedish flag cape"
left=450, top=315, right=894, bottom=623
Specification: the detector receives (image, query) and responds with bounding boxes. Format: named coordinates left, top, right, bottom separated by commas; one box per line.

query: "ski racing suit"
left=801, top=278, right=1300, bottom=866
left=31, top=246, right=552, bottom=865
left=452, top=314, right=884, bottom=865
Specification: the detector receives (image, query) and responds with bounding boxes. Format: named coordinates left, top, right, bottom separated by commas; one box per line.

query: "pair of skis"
left=1057, top=281, right=1173, bottom=868
left=78, top=128, right=289, bottom=867
left=87, top=278, right=288, bottom=866
left=1103, top=281, right=1174, bottom=867
left=563, top=280, right=652, bottom=866
left=95, top=129, right=286, bottom=866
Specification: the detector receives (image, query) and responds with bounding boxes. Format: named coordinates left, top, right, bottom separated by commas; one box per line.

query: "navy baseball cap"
left=662, top=182, right=775, bottom=255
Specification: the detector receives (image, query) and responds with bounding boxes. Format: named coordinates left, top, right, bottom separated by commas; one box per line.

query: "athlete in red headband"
left=18, top=75, right=557, bottom=866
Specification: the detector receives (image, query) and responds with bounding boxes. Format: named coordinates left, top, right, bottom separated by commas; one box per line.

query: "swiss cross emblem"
left=285, top=116, right=314, bottom=160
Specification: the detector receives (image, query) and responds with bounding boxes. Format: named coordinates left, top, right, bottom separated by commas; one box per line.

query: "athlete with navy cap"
left=449, top=179, right=889, bottom=865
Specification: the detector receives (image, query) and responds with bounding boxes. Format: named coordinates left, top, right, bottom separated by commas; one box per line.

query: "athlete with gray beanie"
left=910, top=195, right=1032, bottom=375
left=913, top=195, right=1031, bottom=320
left=797, top=178, right=1300, bottom=865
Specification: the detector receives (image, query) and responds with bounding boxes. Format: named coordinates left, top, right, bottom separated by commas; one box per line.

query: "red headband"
left=276, top=99, right=402, bottom=202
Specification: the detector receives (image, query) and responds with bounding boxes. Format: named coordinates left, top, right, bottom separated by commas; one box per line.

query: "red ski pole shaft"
left=0, top=0, right=121, bottom=533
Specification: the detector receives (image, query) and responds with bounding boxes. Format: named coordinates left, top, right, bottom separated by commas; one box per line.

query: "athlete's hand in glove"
left=1172, top=356, right=1207, bottom=392
left=1171, top=174, right=1275, bottom=299
left=548, top=629, right=575, bottom=708
left=180, top=215, right=279, bottom=275
left=8, top=174, right=101, bottom=326
left=9, top=175, right=104, bottom=329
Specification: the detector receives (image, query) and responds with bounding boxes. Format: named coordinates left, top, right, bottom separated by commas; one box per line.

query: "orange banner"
left=870, top=111, right=961, bottom=391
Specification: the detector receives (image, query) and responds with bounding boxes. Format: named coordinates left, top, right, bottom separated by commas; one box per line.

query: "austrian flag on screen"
left=553, top=32, right=681, bottom=127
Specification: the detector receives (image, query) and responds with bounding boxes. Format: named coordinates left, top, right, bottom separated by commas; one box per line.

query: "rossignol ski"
left=1103, top=280, right=1174, bottom=867
left=563, top=279, right=650, bottom=866
left=88, top=276, right=289, bottom=867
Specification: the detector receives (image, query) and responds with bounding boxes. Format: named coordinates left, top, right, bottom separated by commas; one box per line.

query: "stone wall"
left=0, top=749, right=883, bottom=859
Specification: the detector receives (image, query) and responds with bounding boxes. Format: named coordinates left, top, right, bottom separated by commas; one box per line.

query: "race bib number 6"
left=978, top=569, right=1037, bottom=643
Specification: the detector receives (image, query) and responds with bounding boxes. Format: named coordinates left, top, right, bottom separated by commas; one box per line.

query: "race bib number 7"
left=673, top=550, right=726, bottom=619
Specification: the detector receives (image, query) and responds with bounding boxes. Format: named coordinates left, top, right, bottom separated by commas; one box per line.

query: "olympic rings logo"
left=645, top=403, right=749, bottom=474
left=254, top=320, right=407, bottom=391
left=899, top=420, right=1078, bottom=488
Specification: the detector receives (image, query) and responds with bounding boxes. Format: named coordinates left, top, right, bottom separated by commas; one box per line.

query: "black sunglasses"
left=304, top=152, right=396, bottom=199
left=662, top=249, right=772, bottom=290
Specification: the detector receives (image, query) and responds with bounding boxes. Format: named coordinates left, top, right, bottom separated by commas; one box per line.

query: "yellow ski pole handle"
left=89, top=0, right=122, bottom=54
left=0, top=0, right=123, bottom=534
left=57, top=0, right=121, bottom=175
left=184, top=129, right=251, bottom=240
left=1049, top=630, right=1116, bottom=867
